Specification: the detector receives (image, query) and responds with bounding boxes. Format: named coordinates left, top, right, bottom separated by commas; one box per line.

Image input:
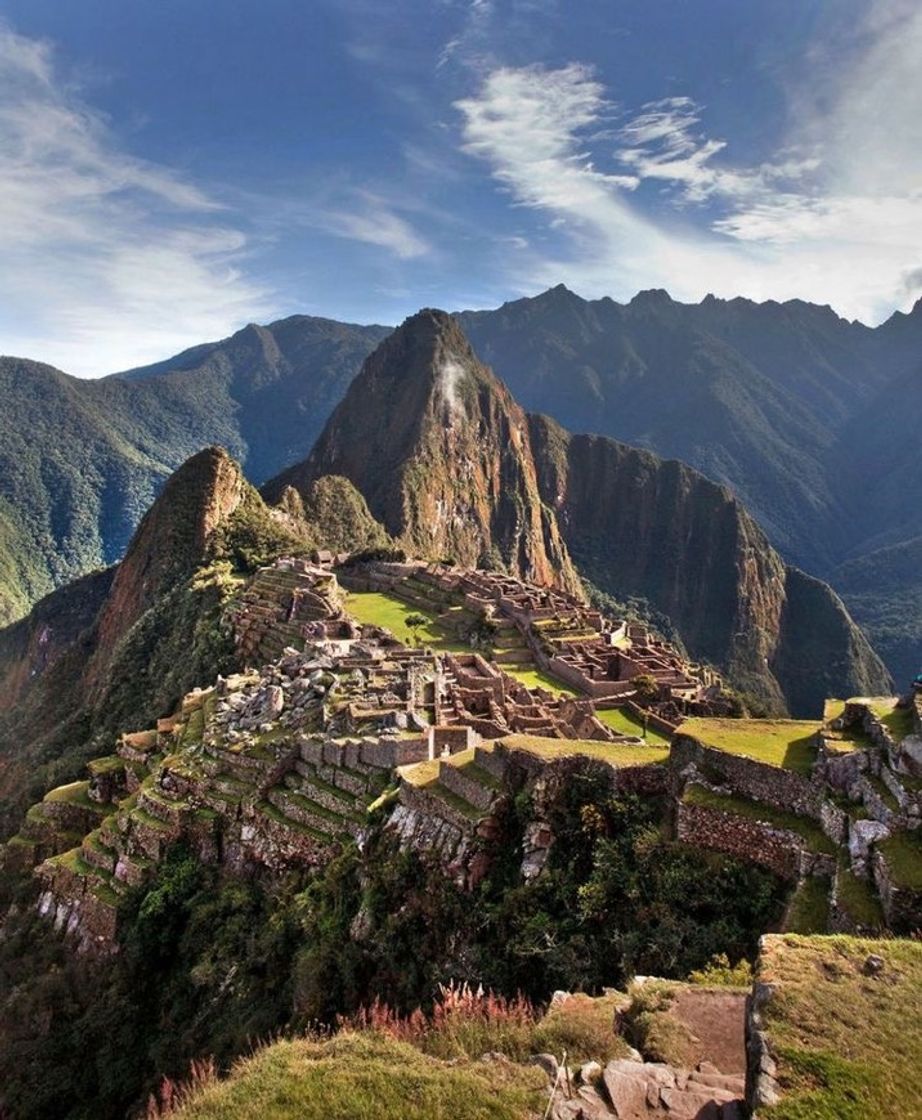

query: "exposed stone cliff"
left=263, top=310, right=582, bottom=595
left=526, top=414, right=891, bottom=715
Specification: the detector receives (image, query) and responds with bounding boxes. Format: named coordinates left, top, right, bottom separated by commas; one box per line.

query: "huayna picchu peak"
left=264, top=309, right=582, bottom=595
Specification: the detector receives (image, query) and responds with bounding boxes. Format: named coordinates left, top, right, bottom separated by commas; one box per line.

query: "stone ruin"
left=15, top=557, right=922, bottom=955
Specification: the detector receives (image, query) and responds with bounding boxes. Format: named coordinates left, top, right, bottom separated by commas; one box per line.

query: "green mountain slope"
left=0, top=317, right=386, bottom=625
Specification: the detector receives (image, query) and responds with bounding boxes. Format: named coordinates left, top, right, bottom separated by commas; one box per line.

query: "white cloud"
left=324, top=193, right=431, bottom=259
left=454, top=3, right=922, bottom=324
left=0, top=22, right=271, bottom=375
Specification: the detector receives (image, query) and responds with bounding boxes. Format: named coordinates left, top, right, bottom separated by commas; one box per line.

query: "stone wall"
left=675, top=799, right=833, bottom=881
left=623, top=699, right=679, bottom=737
left=36, top=865, right=118, bottom=954
left=872, top=847, right=922, bottom=933
left=438, top=762, right=496, bottom=812
left=671, top=735, right=825, bottom=819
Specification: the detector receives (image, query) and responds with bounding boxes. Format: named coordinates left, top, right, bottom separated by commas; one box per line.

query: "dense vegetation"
left=0, top=769, right=784, bottom=1119
left=0, top=318, right=385, bottom=626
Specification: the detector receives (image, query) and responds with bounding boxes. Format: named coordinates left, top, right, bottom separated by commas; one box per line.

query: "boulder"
left=849, top=818, right=890, bottom=870
left=263, top=685, right=285, bottom=718
left=530, top=1052, right=559, bottom=1080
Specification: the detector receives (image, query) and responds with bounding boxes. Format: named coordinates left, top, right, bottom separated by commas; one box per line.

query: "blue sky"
left=1, top=0, right=921, bottom=375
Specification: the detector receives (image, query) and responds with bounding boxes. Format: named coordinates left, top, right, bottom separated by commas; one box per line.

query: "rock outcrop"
left=263, top=310, right=582, bottom=595
left=527, top=415, right=890, bottom=715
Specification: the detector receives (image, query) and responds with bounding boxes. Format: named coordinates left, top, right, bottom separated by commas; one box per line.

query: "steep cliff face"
left=773, top=568, right=892, bottom=717
left=527, top=415, right=891, bottom=715
left=264, top=310, right=581, bottom=594
left=87, top=447, right=245, bottom=693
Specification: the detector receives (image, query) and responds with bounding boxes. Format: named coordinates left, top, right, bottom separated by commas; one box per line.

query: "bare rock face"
left=527, top=414, right=891, bottom=716
left=264, top=309, right=582, bottom=595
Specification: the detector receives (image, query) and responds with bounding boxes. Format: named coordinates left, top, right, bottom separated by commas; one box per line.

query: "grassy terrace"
left=397, top=751, right=487, bottom=820
left=864, top=696, right=916, bottom=742
left=676, top=717, right=820, bottom=774
left=498, top=733, right=670, bottom=766
left=44, top=780, right=110, bottom=812
left=345, top=590, right=467, bottom=651
left=503, top=665, right=578, bottom=695
left=784, top=875, right=830, bottom=934
left=171, top=1032, right=546, bottom=1120
left=877, top=830, right=922, bottom=891
left=597, top=706, right=672, bottom=748
left=683, top=784, right=836, bottom=854
left=836, top=862, right=885, bottom=929
left=757, top=934, right=922, bottom=1119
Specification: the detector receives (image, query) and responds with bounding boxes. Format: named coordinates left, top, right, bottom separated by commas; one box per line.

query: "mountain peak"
left=263, top=313, right=581, bottom=592
left=629, top=288, right=673, bottom=307
left=88, top=447, right=245, bottom=687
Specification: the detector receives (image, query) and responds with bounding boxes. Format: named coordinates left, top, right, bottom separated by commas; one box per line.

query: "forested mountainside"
left=2, top=288, right=919, bottom=680
left=0, top=318, right=387, bottom=625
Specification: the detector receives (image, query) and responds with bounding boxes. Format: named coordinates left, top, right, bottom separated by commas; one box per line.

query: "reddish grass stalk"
left=144, top=1056, right=217, bottom=1118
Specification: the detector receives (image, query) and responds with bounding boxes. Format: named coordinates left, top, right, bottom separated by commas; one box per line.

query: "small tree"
left=632, top=673, right=660, bottom=706
left=405, top=613, right=428, bottom=647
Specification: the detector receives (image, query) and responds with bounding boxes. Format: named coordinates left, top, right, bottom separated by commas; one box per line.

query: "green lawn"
left=597, top=707, right=672, bottom=747
left=677, top=717, right=820, bottom=774
left=498, top=733, right=669, bottom=767
left=503, top=665, right=579, bottom=695
left=758, top=934, right=922, bottom=1119
left=345, top=591, right=467, bottom=651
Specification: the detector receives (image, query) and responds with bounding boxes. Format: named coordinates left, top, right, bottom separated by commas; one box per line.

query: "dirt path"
left=670, top=989, right=748, bottom=1075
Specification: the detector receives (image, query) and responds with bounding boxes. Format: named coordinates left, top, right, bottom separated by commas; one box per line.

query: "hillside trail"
left=669, top=988, right=748, bottom=1074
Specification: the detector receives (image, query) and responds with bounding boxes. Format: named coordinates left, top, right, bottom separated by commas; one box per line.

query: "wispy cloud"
left=324, top=192, right=431, bottom=259
left=454, top=2, right=922, bottom=322
left=0, top=21, right=271, bottom=375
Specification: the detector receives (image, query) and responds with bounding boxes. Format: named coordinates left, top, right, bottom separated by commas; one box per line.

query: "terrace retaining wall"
left=872, top=847, right=922, bottom=933
left=671, top=735, right=825, bottom=819
left=675, top=799, right=834, bottom=881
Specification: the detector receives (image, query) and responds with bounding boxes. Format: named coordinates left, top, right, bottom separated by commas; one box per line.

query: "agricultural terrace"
left=496, top=734, right=670, bottom=766
left=860, top=696, right=916, bottom=741
left=676, top=717, right=820, bottom=775
left=345, top=591, right=467, bottom=651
